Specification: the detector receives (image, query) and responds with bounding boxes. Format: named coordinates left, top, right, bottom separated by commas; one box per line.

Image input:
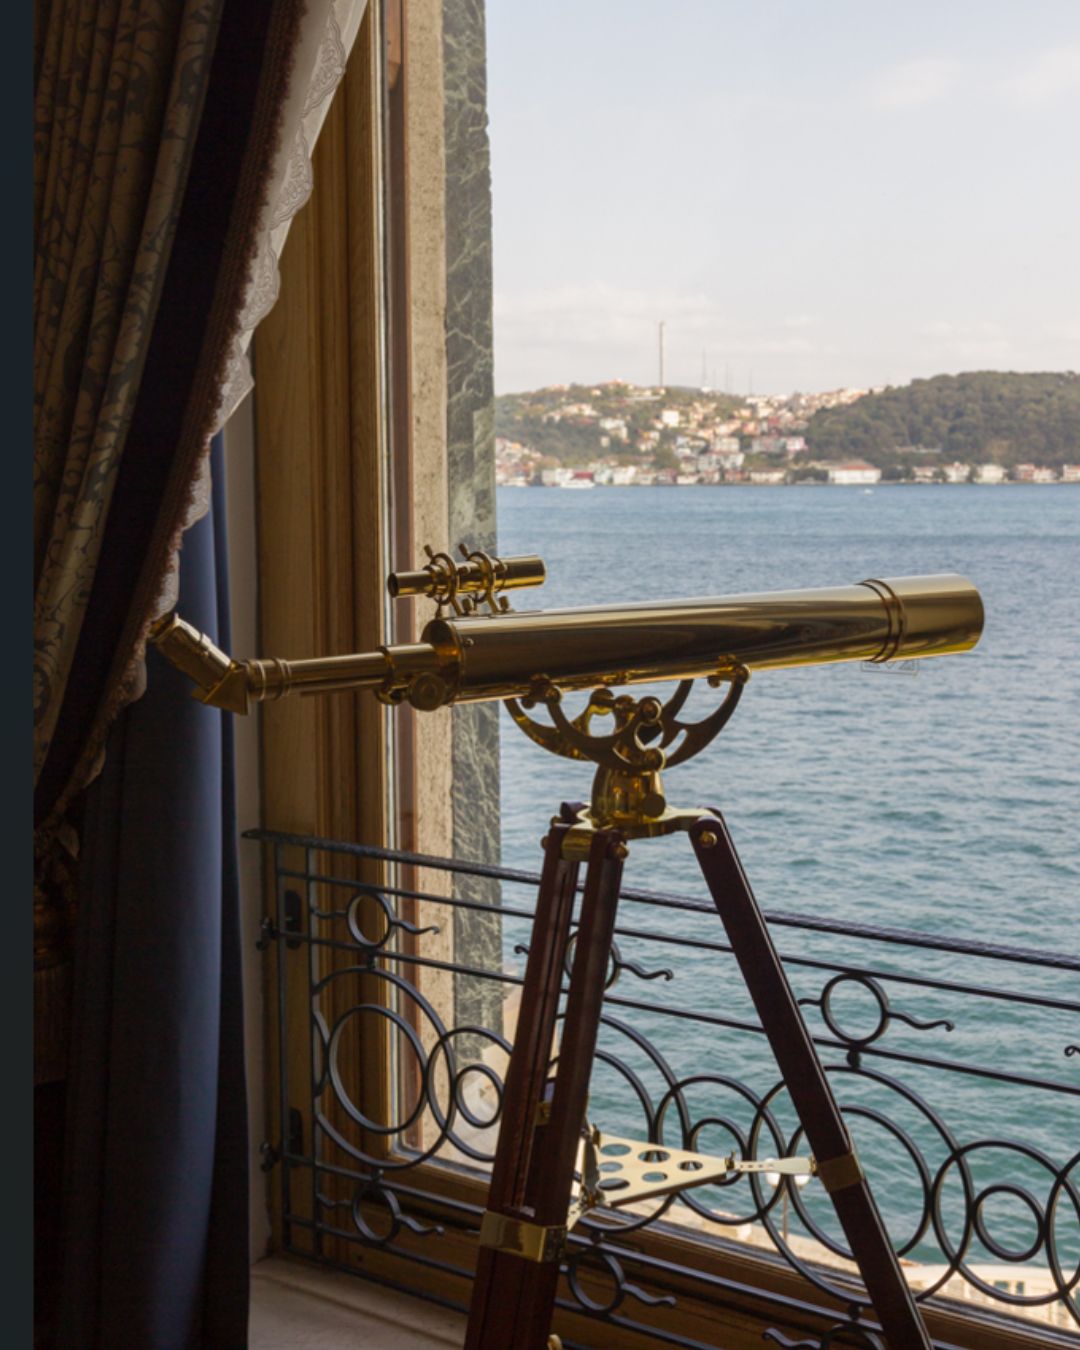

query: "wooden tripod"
left=463, top=805, right=931, bottom=1350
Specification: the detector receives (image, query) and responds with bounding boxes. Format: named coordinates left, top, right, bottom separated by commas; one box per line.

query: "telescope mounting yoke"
left=505, top=668, right=748, bottom=856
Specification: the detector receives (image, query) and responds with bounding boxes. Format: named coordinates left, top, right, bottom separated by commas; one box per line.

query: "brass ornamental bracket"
left=506, top=671, right=749, bottom=843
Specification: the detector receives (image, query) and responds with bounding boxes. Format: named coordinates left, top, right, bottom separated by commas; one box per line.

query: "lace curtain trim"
left=151, top=0, right=368, bottom=623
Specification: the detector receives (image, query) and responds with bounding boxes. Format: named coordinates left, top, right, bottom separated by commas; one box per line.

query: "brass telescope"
left=151, top=564, right=983, bottom=716
left=158, top=545, right=982, bottom=1350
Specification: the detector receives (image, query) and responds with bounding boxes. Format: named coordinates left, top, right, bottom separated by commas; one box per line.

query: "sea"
left=493, top=483, right=1079, bottom=1273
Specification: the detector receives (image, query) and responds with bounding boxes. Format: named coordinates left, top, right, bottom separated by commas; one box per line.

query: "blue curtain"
left=59, top=435, right=249, bottom=1348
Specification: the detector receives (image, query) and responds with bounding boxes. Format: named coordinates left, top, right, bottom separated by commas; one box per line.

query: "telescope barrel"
left=427, top=574, right=983, bottom=704
left=151, top=574, right=982, bottom=714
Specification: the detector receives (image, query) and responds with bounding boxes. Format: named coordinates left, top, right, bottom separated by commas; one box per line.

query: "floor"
left=249, top=1256, right=466, bottom=1349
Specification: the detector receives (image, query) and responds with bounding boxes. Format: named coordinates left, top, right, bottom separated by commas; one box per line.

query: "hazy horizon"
left=487, top=1, right=1080, bottom=396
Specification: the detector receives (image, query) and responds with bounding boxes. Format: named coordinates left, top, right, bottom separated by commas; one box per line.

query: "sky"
left=485, top=0, right=1080, bottom=395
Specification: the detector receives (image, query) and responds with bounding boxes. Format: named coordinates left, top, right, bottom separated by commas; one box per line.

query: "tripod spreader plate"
left=573, top=1126, right=817, bottom=1215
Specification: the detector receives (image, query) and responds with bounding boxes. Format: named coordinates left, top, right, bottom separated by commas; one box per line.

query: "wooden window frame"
left=247, top=6, right=1070, bottom=1346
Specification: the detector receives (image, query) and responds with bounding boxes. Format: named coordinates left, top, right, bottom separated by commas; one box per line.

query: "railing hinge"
left=257, top=894, right=304, bottom=950
left=284, top=890, right=303, bottom=949
left=287, top=1106, right=304, bottom=1157
left=260, top=1108, right=304, bottom=1171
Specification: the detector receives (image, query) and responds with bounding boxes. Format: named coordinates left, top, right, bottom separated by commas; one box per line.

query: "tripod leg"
left=528, top=830, right=625, bottom=1218
left=465, top=828, right=627, bottom=1350
left=465, top=822, right=581, bottom=1350
left=689, top=813, right=931, bottom=1350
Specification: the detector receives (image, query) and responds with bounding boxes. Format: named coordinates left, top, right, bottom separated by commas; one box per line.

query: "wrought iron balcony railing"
left=250, top=828, right=1079, bottom=1348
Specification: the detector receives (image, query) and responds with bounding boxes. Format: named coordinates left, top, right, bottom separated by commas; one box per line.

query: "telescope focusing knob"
left=407, top=671, right=450, bottom=711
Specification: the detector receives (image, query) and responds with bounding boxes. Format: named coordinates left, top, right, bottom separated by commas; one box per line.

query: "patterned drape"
left=34, top=0, right=221, bottom=806
left=33, top=0, right=305, bottom=1081
left=33, top=0, right=233, bottom=1083
left=33, top=1, right=367, bottom=1332
left=33, top=0, right=368, bottom=1085
left=33, top=0, right=369, bottom=847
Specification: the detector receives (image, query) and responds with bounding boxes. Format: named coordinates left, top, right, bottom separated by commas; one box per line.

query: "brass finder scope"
left=151, top=545, right=983, bottom=717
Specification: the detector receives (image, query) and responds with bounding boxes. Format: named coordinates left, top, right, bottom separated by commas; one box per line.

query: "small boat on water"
left=559, top=476, right=595, bottom=489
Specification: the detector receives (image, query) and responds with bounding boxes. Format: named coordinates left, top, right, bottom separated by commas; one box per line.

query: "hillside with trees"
left=806, top=372, right=1080, bottom=468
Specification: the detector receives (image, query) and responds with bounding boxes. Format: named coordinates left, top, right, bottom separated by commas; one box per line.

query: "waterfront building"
left=974, top=463, right=1007, bottom=484
left=827, top=461, right=883, bottom=485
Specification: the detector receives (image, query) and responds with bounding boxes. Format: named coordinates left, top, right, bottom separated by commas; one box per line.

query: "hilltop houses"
left=494, top=381, right=1076, bottom=488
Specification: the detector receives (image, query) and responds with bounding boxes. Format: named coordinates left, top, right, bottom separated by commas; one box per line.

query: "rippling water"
left=494, top=484, right=1079, bottom=1269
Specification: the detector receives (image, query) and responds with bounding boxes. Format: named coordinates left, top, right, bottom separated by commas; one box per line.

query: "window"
left=238, top=4, right=1078, bottom=1346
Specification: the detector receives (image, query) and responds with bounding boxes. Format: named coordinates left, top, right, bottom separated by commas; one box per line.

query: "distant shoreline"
left=497, top=480, right=1079, bottom=490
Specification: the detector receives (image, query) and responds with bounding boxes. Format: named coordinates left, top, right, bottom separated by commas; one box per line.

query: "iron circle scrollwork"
left=652, top=1073, right=789, bottom=1229
left=746, top=1065, right=969, bottom=1309
left=799, top=972, right=954, bottom=1054
left=565, top=1246, right=627, bottom=1316
left=343, top=885, right=438, bottom=956
left=553, top=932, right=673, bottom=990
left=350, top=1175, right=405, bottom=1246
left=564, top=1246, right=675, bottom=1316
left=327, top=998, right=427, bottom=1137
left=314, top=964, right=454, bottom=1173
left=779, top=1104, right=934, bottom=1257
left=931, top=1138, right=1080, bottom=1317
left=972, top=1183, right=1046, bottom=1264
left=258, top=827, right=1078, bottom=1335
left=424, top=1024, right=513, bottom=1164
left=764, top=1319, right=885, bottom=1349
left=344, top=1173, right=443, bottom=1247
left=1045, top=1148, right=1080, bottom=1325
